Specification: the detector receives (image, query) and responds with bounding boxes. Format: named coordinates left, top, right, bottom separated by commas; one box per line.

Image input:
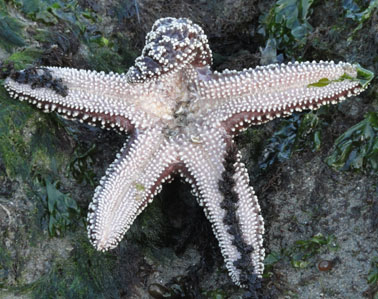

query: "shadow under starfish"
left=2, top=17, right=373, bottom=297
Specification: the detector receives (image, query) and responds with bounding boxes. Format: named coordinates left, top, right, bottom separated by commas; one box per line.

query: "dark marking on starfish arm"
left=4, top=66, right=158, bottom=132
left=178, top=127, right=264, bottom=287
left=87, top=127, right=179, bottom=250
left=0, top=63, right=68, bottom=96
left=218, top=143, right=264, bottom=293
left=199, top=61, right=366, bottom=135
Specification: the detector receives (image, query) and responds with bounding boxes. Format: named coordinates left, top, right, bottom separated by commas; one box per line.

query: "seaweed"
left=259, top=111, right=325, bottom=171
left=326, top=112, right=378, bottom=172
left=342, top=0, right=378, bottom=41
left=37, top=177, right=81, bottom=237
left=258, top=0, right=314, bottom=59
left=367, top=257, right=378, bottom=285
left=0, top=0, right=25, bottom=51
left=67, top=144, right=96, bottom=187
left=264, top=233, right=338, bottom=277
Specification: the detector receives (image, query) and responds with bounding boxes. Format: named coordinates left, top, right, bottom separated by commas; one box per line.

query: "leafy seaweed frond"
left=326, top=112, right=378, bottom=172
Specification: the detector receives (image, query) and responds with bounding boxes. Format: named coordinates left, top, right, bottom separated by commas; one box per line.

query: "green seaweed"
left=11, top=0, right=99, bottom=38
left=134, top=183, right=145, bottom=192
left=38, top=177, right=80, bottom=237
left=0, top=91, right=35, bottom=178
left=342, top=0, right=378, bottom=40
left=367, top=257, right=378, bottom=285
left=86, top=45, right=126, bottom=73
left=14, top=0, right=56, bottom=24
left=201, top=290, right=227, bottom=299
left=326, top=112, right=378, bottom=172
left=7, top=48, right=44, bottom=69
left=263, top=233, right=338, bottom=277
left=0, top=89, right=67, bottom=179
left=67, top=144, right=96, bottom=187
left=258, top=0, right=314, bottom=59
left=259, top=111, right=324, bottom=170
left=0, top=245, right=12, bottom=288
left=308, top=64, right=374, bottom=89
left=0, top=1, right=25, bottom=51
left=87, top=31, right=136, bottom=73
left=5, top=0, right=135, bottom=73
left=355, top=64, right=375, bottom=88
left=29, top=238, right=120, bottom=299
left=290, top=233, right=337, bottom=268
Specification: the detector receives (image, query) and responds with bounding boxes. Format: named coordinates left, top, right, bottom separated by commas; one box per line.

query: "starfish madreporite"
left=3, top=17, right=371, bottom=292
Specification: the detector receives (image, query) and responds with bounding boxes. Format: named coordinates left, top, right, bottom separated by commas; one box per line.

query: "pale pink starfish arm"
left=4, top=67, right=158, bottom=132
left=178, top=127, right=264, bottom=288
left=87, top=127, right=178, bottom=251
left=200, top=61, right=366, bottom=134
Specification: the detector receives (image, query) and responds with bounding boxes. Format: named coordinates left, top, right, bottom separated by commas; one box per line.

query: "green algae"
left=289, top=233, right=338, bottom=269
left=7, top=48, right=43, bottom=68
left=343, top=0, right=378, bottom=40
left=13, top=0, right=91, bottom=28
left=259, top=111, right=325, bottom=170
left=40, top=177, right=81, bottom=237
left=326, top=111, right=378, bottom=172
left=0, top=91, right=36, bottom=178
left=29, top=237, right=121, bottom=299
left=258, top=0, right=314, bottom=59
left=0, top=245, right=12, bottom=288
left=0, top=91, right=81, bottom=236
left=367, top=257, right=378, bottom=285
left=264, top=233, right=338, bottom=277
left=86, top=45, right=125, bottom=73
left=0, top=90, right=66, bottom=179
left=201, top=290, right=227, bottom=299
left=0, top=0, right=25, bottom=52
left=67, top=143, right=96, bottom=187
left=355, top=64, right=375, bottom=88
left=308, top=64, right=374, bottom=89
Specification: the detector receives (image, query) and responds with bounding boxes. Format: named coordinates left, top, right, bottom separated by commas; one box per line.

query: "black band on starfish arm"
left=219, top=144, right=262, bottom=297
left=0, top=62, right=68, bottom=97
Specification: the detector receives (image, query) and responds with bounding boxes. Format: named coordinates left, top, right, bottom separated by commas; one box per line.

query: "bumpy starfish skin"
left=3, top=17, right=368, bottom=289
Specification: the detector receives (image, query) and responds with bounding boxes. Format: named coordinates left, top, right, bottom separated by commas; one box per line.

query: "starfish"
left=2, top=17, right=372, bottom=294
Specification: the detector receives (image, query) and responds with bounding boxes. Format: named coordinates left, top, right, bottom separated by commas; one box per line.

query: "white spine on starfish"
left=199, top=61, right=363, bottom=130
left=87, top=126, right=178, bottom=251
left=178, top=126, right=264, bottom=286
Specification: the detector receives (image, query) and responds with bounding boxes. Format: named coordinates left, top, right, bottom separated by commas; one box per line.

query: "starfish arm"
left=87, top=127, right=178, bottom=250
left=4, top=67, right=157, bottom=131
left=179, top=128, right=264, bottom=289
left=200, top=61, right=366, bottom=134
